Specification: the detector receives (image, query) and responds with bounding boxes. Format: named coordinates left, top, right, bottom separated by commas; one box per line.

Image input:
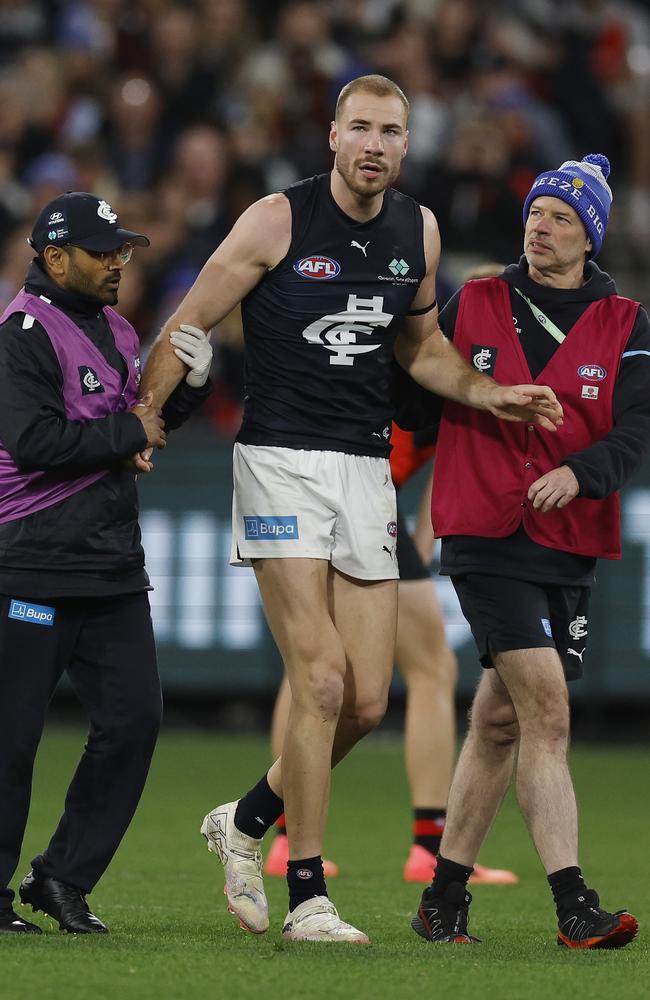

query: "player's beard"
left=335, top=155, right=400, bottom=199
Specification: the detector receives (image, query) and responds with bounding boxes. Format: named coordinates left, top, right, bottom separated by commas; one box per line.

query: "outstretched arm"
left=394, top=208, right=563, bottom=431
left=140, top=193, right=292, bottom=408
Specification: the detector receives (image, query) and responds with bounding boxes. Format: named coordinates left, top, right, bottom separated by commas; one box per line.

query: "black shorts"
left=451, top=574, right=591, bottom=681
left=396, top=509, right=430, bottom=581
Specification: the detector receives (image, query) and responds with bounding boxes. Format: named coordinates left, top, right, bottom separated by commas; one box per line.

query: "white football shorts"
left=230, top=444, right=399, bottom=581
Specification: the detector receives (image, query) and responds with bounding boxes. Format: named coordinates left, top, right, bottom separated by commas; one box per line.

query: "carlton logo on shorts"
left=244, top=516, right=300, bottom=540
left=293, top=255, right=341, bottom=280
left=8, top=599, right=55, bottom=627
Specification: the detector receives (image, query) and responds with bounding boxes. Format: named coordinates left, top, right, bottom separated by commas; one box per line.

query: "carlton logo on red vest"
left=293, top=255, right=341, bottom=279
left=471, top=344, right=498, bottom=376
left=578, top=364, right=607, bottom=381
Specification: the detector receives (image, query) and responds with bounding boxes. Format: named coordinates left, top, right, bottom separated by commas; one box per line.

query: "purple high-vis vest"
left=0, top=290, right=142, bottom=523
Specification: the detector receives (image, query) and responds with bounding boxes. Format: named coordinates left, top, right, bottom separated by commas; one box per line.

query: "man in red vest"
left=411, top=154, right=648, bottom=949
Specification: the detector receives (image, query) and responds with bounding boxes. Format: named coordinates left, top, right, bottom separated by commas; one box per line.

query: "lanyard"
left=515, top=288, right=566, bottom=345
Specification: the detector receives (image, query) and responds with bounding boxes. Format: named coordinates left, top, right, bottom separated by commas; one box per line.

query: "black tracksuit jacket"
left=0, top=260, right=211, bottom=598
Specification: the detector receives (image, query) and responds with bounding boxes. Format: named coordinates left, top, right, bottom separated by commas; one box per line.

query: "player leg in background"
left=398, top=580, right=518, bottom=885
left=202, top=557, right=396, bottom=942
left=398, top=576, right=455, bottom=878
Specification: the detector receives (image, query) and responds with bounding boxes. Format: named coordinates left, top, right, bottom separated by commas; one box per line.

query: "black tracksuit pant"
left=0, top=591, right=162, bottom=908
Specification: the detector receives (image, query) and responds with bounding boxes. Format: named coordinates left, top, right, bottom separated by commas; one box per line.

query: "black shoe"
left=411, top=881, right=480, bottom=943
left=0, top=907, right=42, bottom=934
left=18, top=871, right=108, bottom=934
left=557, top=889, right=638, bottom=949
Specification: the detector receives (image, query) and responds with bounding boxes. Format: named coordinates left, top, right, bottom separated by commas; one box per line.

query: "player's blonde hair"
left=335, top=75, right=409, bottom=123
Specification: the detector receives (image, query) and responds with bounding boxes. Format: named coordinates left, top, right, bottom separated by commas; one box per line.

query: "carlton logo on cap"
left=29, top=191, right=151, bottom=253
left=97, top=201, right=117, bottom=223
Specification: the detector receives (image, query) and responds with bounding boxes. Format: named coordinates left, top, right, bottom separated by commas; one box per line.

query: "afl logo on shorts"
left=578, top=364, right=607, bottom=381
left=387, top=521, right=398, bottom=538
left=294, top=255, right=341, bottom=279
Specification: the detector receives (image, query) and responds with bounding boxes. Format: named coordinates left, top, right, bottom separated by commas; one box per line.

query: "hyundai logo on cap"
left=29, top=191, right=150, bottom=254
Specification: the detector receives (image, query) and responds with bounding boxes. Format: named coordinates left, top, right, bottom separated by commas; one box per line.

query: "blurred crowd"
left=1, top=0, right=649, bottom=434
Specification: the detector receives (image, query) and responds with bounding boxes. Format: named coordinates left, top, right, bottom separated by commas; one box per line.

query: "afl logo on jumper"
left=578, top=364, right=607, bottom=382
left=471, top=345, right=498, bottom=376
left=78, top=366, right=105, bottom=395
left=294, top=255, right=341, bottom=279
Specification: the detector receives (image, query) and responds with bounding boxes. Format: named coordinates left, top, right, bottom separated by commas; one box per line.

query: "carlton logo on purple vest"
left=78, top=365, right=105, bottom=395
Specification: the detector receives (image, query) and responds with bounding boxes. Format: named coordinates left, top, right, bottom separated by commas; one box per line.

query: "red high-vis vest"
left=431, top=277, right=640, bottom=560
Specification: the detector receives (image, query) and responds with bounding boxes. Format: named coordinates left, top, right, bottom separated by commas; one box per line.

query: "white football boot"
left=200, top=800, right=269, bottom=934
left=282, top=896, right=370, bottom=943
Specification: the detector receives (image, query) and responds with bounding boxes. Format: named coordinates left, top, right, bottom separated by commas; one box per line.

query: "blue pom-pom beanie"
left=522, top=153, right=613, bottom=257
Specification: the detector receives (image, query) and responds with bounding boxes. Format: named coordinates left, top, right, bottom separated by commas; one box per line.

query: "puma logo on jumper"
left=351, top=240, right=370, bottom=257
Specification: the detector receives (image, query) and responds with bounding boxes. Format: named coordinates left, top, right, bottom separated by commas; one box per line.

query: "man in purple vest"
left=410, top=155, right=648, bottom=949
left=0, top=192, right=213, bottom=934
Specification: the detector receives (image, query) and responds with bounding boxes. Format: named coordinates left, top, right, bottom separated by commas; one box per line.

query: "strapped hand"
left=170, top=324, right=213, bottom=387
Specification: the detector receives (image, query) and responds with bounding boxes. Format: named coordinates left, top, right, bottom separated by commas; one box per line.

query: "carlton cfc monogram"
left=78, top=365, right=105, bottom=395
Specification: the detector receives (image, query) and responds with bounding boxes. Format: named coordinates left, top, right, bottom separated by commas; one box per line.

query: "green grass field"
left=1, top=727, right=647, bottom=1000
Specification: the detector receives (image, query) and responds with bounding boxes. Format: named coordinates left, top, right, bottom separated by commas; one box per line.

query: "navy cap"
left=29, top=191, right=150, bottom=254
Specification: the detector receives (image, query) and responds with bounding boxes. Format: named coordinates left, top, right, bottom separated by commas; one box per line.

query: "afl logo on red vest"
left=294, top=255, right=341, bottom=279
left=578, top=364, right=607, bottom=382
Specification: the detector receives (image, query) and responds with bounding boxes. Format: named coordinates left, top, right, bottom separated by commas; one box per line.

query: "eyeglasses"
left=67, top=243, right=135, bottom=267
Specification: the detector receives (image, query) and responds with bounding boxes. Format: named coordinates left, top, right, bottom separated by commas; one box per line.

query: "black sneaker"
left=411, top=881, right=480, bottom=944
left=0, top=907, right=42, bottom=934
left=557, top=889, right=638, bottom=949
left=19, top=871, right=108, bottom=934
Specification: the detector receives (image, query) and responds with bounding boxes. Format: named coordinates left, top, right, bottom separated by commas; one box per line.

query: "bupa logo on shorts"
left=244, top=516, right=299, bottom=540
left=471, top=345, right=498, bottom=376
left=578, top=364, right=607, bottom=382
left=8, top=600, right=55, bottom=627
left=541, top=617, right=553, bottom=638
left=78, top=366, right=105, bottom=395
left=294, top=255, right=341, bottom=280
